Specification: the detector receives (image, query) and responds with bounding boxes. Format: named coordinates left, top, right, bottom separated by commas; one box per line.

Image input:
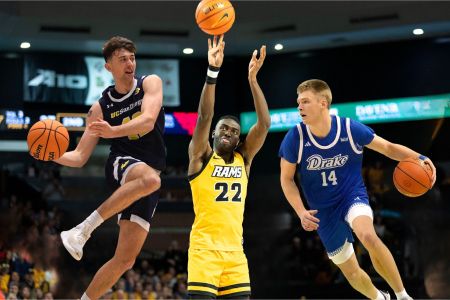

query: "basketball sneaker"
left=381, top=290, right=391, bottom=300
left=60, top=225, right=90, bottom=261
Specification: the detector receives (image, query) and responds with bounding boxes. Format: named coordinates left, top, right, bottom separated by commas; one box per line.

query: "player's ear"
left=105, top=62, right=111, bottom=72
left=212, top=130, right=215, bottom=139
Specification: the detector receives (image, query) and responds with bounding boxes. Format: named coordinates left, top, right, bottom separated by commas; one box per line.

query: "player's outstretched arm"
left=54, top=103, right=101, bottom=168
left=89, top=75, right=163, bottom=139
left=188, top=36, right=225, bottom=174
left=367, top=135, right=436, bottom=185
left=280, top=158, right=319, bottom=231
left=238, top=45, right=271, bottom=163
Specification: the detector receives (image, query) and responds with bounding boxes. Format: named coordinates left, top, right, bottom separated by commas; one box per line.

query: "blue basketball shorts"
left=315, top=192, right=373, bottom=264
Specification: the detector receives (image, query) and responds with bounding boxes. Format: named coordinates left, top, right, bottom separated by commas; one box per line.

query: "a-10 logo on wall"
left=24, top=54, right=180, bottom=107
left=28, top=69, right=88, bottom=89
left=24, top=54, right=92, bottom=105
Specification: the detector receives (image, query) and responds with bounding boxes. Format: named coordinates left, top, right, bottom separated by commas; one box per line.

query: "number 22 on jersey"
left=215, top=182, right=242, bottom=202
left=321, top=170, right=338, bottom=186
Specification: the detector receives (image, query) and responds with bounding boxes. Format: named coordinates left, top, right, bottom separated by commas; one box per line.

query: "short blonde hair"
left=297, top=79, right=332, bottom=108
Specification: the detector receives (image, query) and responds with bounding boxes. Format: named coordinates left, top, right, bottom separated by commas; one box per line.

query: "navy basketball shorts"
left=315, top=193, right=373, bottom=264
left=105, top=154, right=159, bottom=232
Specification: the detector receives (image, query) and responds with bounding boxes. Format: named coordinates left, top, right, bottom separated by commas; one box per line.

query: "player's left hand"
left=89, top=118, right=117, bottom=138
left=248, top=45, right=266, bottom=80
left=421, top=156, right=437, bottom=186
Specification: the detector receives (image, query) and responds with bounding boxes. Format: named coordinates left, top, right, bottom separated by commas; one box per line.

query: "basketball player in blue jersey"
left=279, top=79, right=436, bottom=300
left=186, top=36, right=270, bottom=299
left=54, top=36, right=165, bottom=300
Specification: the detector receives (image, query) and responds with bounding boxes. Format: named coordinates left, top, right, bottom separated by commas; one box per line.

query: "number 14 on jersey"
left=321, top=170, right=338, bottom=186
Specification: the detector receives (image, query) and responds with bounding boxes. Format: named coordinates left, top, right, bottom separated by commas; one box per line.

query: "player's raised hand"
left=248, top=45, right=266, bottom=81
left=208, top=35, right=225, bottom=68
left=299, top=210, right=320, bottom=231
left=89, top=118, right=116, bottom=138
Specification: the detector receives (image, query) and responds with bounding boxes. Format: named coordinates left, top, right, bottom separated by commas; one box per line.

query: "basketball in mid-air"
left=27, top=119, right=69, bottom=161
left=195, top=0, right=235, bottom=35
left=393, top=157, right=433, bottom=197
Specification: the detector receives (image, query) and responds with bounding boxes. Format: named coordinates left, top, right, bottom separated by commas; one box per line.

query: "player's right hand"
left=248, top=45, right=266, bottom=80
left=299, top=210, right=320, bottom=231
left=208, top=35, right=225, bottom=68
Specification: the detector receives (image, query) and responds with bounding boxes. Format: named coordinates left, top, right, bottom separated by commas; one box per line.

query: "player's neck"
left=114, top=78, right=135, bottom=94
left=214, top=149, right=234, bottom=164
left=308, top=114, right=332, bottom=138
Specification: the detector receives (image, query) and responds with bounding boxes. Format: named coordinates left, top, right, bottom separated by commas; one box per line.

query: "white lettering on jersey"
left=306, top=154, right=349, bottom=171
left=211, top=166, right=242, bottom=178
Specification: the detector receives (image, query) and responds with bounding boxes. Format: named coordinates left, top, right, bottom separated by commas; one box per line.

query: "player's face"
left=105, top=48, right=136, bottom=81
left=297, top=90, right=327, bottom=125
left=213, top=119, right=240, bottom=153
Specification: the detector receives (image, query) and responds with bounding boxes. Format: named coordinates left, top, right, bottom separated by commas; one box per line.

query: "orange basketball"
left=195, top=0, right=235, bottom=35
left=393, top=157, right=433, bottom=197
left=27, top=119, right=69, bottom=161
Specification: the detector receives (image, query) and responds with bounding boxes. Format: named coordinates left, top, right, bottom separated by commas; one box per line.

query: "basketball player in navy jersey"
left=55, top=36, right=165, bottom=300
left=279, top=79, right=436, bottom=300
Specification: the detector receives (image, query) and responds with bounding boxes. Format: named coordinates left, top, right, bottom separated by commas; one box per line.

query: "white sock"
left=80, top=292, right=91, bottom=300
left=395, top=289, right=410, bottom=299
left=79, top=210, right=104, bottom=236
left=376, top=290, right=386, bottom=300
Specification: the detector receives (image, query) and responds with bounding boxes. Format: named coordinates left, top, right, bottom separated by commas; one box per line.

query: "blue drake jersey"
left=98, top=75, right=166, bottom=171
left=279, top=115, right=375, bottom=209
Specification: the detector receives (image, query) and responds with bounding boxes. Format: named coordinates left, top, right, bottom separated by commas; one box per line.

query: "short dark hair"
left=102, top=36, right=136, bottom=62
left=217, top=115, right=240, bottom=126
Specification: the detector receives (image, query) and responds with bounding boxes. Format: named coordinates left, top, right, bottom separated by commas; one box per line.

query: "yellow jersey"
left=189, top=151, right=248, bottom=251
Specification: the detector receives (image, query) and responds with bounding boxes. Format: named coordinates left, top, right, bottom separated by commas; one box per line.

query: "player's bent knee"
left=343, top=269, right=360, bottom=282
left=140, top=173, right=161, bottom=194
left=114, top=256, right=136, bottom=271
left=357, top=231, right=379, bottom=249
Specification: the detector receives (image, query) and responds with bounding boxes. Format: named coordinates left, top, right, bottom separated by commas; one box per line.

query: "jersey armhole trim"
left=188, top=151, right=214, bottom=181
left=296, top=124, right=304, bottom=164
left=346, top=118, right=363, bottom=154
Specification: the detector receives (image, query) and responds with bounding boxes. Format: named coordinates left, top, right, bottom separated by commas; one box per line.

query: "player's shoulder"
left=285, top=123, right=302, bottom=138
left=142, top=74, right=162, bottom=84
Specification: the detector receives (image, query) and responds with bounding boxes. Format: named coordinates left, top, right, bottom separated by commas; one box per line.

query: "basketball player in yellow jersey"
left=187, top=36, right=270, bottom=299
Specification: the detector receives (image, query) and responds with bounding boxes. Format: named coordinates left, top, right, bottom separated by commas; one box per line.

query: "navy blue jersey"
left=98, top=75, right=166, bottom=171
left=279, top=115, right=375, bottom=209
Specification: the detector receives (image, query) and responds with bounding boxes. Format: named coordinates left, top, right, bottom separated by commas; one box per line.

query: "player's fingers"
left=309, top=210, right=318, bottom=215
left=259, top=45, right=266, bottom=61
left=306, top=214, right=320, bottom=224
left=218, top=34, right=224, bottom=45
left=208, top=38, right=212, bottom=50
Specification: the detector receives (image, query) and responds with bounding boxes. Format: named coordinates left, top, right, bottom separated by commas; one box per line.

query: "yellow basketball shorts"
left=188, top=248, right=251, bottom=298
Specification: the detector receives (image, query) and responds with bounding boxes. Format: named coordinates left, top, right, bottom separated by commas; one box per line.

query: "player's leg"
left=81, top=220, right=147, bottom=300
left=333, top=246, right=381, bottom=299
left=61, top=157, right=160, bottom=260
left=318, top=203, right=388, bottom=300
left=217, top=251, right=251, bottom=299
left=95, top=162, right=160, bottom=219
left=188, top=249, right=222, bottom=299
left=351, top=214, right=411, bottom=299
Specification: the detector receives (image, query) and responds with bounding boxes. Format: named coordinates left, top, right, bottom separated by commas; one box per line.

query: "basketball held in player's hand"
left=27, top=119, right=69, bottom=161
left=195, top=0, right=235, bottom=35
left=393, top=157, right=433, bottom=197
